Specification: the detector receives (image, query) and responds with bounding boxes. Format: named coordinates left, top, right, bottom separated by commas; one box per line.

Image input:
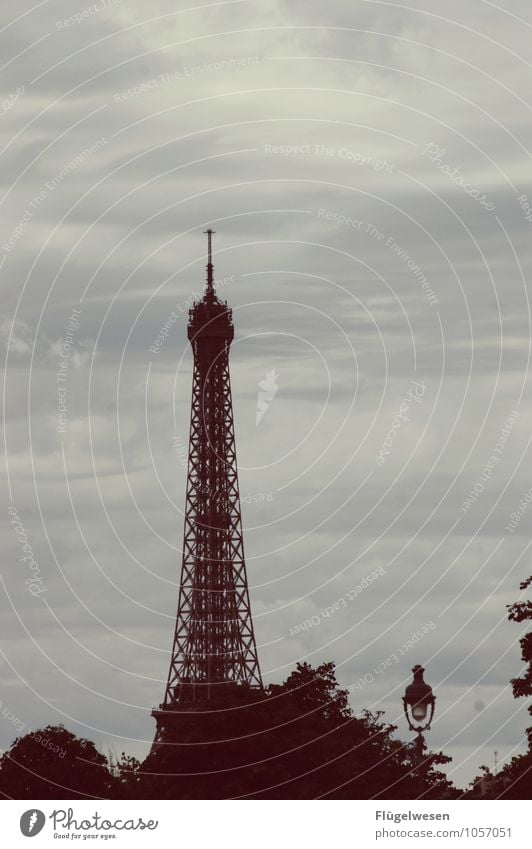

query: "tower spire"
left=204, top=228, right=215, bottom=299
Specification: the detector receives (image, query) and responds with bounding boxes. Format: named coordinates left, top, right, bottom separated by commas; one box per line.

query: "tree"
left=468, top=576, right=532, bottom=798
left=0, top=725, right=116, bottom=799
left=111, top=753, right=142, bottom=799
left=140, top=661, right=456, bottom=799
left=267, top=661, right=351, bottom=724
left=508, top=575, right=532, bottom=747
left=0, top=665, right=457, bottom=799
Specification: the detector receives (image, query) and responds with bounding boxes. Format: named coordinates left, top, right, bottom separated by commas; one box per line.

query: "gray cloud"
left=1, top=0, right=531, bottom=793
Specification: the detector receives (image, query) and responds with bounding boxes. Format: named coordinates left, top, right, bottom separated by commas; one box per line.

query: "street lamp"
left=403, top=665, right=436, bottom=793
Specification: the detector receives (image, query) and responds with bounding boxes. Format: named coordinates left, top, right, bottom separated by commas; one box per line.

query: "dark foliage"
left=138, top=662, right=456, bottom=799
left=508, top=576, right=532, bottom=747
left=468, top=577, right=532, bottom=799
left=0, top=664, right=456, bottom=800
left=0, top=725, right=115, bottom=799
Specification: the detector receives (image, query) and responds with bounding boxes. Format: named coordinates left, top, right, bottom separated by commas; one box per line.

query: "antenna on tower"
left=204, top=228, right=215, bottom=298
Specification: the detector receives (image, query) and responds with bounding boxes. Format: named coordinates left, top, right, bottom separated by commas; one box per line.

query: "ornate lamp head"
left=403, top=664, right=436, bottom=732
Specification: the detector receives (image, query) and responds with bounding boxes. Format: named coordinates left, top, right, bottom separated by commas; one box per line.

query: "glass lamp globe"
left=411, top=702, right=428, bottom=721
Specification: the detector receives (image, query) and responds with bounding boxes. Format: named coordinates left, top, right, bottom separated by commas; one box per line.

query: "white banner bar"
left=0, top=799, right=529, bottom=847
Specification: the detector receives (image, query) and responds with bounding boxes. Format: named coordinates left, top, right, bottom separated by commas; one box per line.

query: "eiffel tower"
left=152, top=231, right=262, bottom=745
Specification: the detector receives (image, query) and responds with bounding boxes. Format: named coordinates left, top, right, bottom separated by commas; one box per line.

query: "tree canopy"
left=0, top=663, right=457, bottom=800
left=0, top=724, right=115, bottom=799
left=468, top=576, right=532, bottom=799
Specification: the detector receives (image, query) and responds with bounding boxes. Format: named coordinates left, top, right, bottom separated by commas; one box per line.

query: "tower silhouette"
left=152, top=231, right=262, bottom=745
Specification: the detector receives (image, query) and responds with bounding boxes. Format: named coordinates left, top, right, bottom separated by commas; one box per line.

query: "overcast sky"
left=1, top=0, right=532, bottom=793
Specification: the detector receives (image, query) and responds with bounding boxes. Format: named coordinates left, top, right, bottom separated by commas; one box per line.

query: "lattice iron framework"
left=155, top=231, right=262, bottom=728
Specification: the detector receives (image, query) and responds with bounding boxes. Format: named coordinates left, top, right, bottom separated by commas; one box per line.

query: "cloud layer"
left=1, top=0, right=531, bottom=792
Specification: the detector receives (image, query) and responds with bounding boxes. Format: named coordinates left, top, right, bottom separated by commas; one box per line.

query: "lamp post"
left=402, top=664, right=436, bottom=795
